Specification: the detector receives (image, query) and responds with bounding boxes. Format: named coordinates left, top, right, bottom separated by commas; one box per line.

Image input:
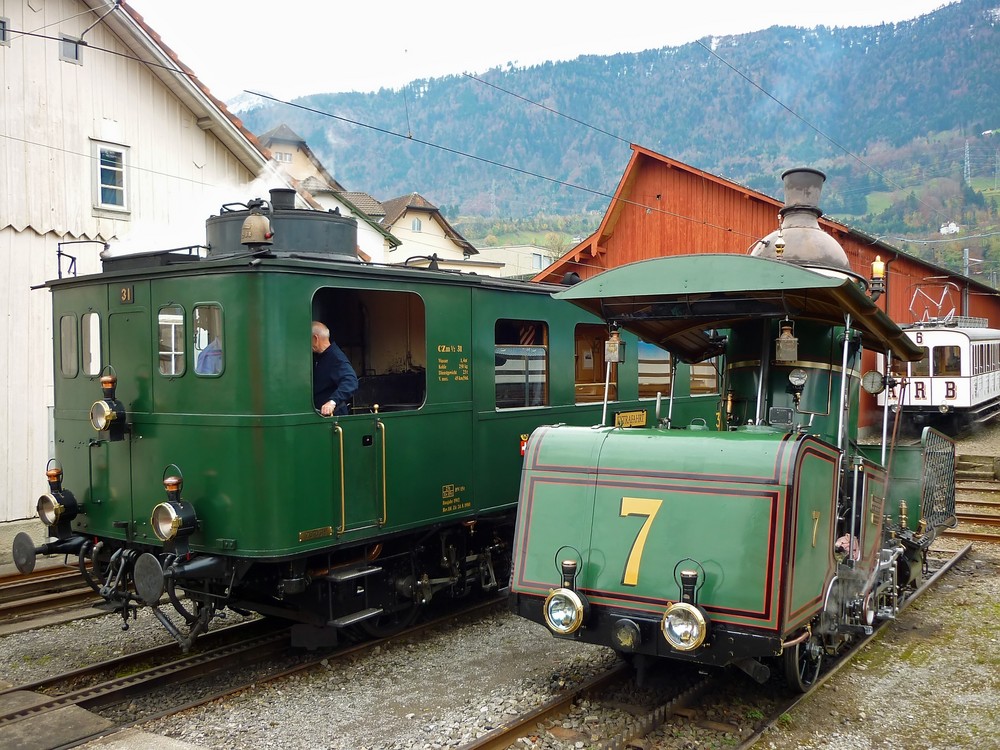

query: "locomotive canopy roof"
left=555, top=254, right=924, bottom=364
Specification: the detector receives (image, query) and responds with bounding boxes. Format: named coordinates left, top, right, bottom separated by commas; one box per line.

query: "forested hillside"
left=239, top=0, right=1000, bottom=267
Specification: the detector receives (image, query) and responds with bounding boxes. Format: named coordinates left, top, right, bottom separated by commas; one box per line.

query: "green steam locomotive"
left=508, top=169, right=958, bottom=691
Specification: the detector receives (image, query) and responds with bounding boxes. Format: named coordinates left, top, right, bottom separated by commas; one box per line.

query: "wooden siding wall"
left=548, top=150, right=1000, bottom=430
left=1, top=0, right=261, bottom=524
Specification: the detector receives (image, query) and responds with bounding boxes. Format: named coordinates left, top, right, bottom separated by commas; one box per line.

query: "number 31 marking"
left=620, top=497, right=662, bottom=586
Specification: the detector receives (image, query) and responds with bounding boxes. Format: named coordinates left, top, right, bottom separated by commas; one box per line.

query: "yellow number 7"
left=620, top=497, right=662, bottom=586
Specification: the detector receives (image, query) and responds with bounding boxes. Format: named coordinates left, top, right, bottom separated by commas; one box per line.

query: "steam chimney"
left=751, top=168, right=854, bottom=276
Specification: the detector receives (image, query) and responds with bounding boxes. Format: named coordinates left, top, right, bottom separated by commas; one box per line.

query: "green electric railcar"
left=13, top=191, right=717, bottom=649
left=509, top=169, right=958, bottom=692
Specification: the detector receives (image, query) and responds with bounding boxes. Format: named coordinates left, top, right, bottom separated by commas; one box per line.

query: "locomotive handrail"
left=333, top=424, right=346, bottom=535
left=377, top=419, right=387, bottom=527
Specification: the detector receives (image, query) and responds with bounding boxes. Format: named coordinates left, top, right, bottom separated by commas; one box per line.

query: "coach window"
left=495, top=319, right=548, bottom=409
left=59, top=315, right=78, bottom=378
left=82, top=312, right=101, bottom=376
left=638, top=341, right=672, bottom=398
left=690, top=358, right=720, bottom=396
left=910, top=347, right=930, bottom=377
left=193, top=304, right=224, bottom=375
left=157, top=305, right=185, bottom=376
left=934, top=346, right=961, bottom=377
left=574, top=324, right=617, bottom=403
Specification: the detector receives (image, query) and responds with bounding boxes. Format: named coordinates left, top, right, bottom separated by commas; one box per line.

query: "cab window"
left=193, top=304, right=224, bottom=375
left=910, top=347, right=929, bottom=377
left=158, top=305, right=185, bottom=376
left=933, top=345, right=961, bottom=377
left=59, top=315, right=78, bottom=377
left=82, top=312, right=101, bottom=376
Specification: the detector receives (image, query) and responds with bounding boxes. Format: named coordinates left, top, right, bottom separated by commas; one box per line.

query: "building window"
left=495, top=319, right=548, bottom=408
left=92, top=141, right=128, bottom=212
left=531, top=253, right=543, bottom=270
left=0, top=18, right=10, bottom=46
left=193, top=304, right=224, bottom=375
left=274, top=151, right=293, bottom=163
left=60, top=35, right=82, bottom=64
left=158, top=305, right=186, bottom=376
left=411, top=217, right=422, bottom=232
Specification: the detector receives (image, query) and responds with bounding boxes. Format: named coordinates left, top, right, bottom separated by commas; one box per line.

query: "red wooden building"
left=536, top=145, right=1000, bottom=429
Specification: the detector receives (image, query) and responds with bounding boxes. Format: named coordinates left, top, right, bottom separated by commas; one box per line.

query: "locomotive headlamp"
left=151, top=500, right=197, bottom=541
left=661, top=602, right=709, bottom=651
left=89, top=372, right=127, bottom=441
left=151, top=474, right=197, bottom=543
left=543, top=588, right=588, bottom=635
left=37, top=492, right=79, bottom=527
left=36, top=465, right=80, bottom=534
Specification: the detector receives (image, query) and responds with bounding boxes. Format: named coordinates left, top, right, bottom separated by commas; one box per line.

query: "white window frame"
left=60, top=34, right=82, bottom=64
left=411, top=217, right=422, bottom=232
left=274, top=151, right=293, bottom=163
left=91, top=140, right=130, bottom=213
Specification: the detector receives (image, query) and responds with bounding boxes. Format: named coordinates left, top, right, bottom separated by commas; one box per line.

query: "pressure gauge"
left=861, top=370, right=886, bottom=395
left=788, top=368, right=808, bottom=388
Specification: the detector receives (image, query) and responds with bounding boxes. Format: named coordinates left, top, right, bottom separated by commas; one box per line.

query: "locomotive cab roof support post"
left=837, top=314, right=853, bottom=451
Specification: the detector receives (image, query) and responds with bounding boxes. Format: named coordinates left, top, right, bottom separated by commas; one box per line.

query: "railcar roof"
left=555, top=254, right=923, bottom=363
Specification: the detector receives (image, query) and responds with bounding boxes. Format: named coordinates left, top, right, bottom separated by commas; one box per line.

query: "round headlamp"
left=661, top=602, right=709, bottom=651
left=89, top=399, right=117, bottom=431
left=150, top=501, right=197, bottom=542
left=37, top=492, right=78, bottom=527
left=543, top=588, right=588, bottom=635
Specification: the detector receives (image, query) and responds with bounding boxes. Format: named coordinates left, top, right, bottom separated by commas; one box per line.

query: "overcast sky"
left=127, top=1, right=954, bottom=101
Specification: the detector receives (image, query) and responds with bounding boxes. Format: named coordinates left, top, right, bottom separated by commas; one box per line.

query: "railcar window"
left=193, top=304, right=224, bottom=376
left=157, top=306, right=186, bottom=376
left=82, top=312, right=101, bottom=376
left=574, top=324, right=617, bottom=403
left=638, top=341, right=672, bottom=399
left=933, top=345, right=961, bottom=377
left=690, top=359, right=720, bottom=396
left=495, top=319, right=548, bottom=409
left=910, top=347, right=930, bottom=377
left=59, top=315, right=78, bottom=378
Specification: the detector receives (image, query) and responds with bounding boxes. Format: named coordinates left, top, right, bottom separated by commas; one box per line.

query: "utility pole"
left=964, top=140, right=971, bottom=185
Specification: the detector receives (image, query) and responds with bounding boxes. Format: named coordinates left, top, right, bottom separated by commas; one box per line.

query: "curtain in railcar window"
left=495, top=319, right=548, bottom=409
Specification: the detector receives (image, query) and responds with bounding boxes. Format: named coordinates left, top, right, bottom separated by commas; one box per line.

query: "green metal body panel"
left=511, top=424, right=845, bottom=636
left=47, top=257, right=718, bottom=561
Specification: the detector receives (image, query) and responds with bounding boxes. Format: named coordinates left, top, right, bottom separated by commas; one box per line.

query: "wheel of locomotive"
left=783, top=633, right=823, bottom=693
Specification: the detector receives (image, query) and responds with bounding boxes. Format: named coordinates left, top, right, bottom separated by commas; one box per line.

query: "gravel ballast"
left=1, top=426, right=996, bottom=750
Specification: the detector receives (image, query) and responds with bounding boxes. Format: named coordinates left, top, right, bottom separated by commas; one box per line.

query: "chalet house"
left=257, top=124, right=400, bottom=262
left=537, top=144, right=1000, bottom=429
left=381, top=193, right=501, bottom=274
left=0, top=0, right=270, bottom=543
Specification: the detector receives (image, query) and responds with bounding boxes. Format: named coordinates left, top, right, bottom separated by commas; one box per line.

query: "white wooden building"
left=0, top=0, right=269, bottom=540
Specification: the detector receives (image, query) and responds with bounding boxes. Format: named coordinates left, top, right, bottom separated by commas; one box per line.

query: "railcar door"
left=100, top=282, right=151, bottom=541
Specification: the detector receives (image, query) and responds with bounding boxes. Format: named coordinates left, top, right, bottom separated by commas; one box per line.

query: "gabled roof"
left=338, top=192, right=386, bottom=218
left=381, top=193, right=477, bottom=256
left=257, top=123, right=347, bottom=192
left=294, top=179, right=400, bottom=250
left=110, top=1, right=268, bottom=173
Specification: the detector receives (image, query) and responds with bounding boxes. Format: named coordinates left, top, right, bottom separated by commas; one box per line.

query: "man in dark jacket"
left=312, top=321, right=359, bottom=416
